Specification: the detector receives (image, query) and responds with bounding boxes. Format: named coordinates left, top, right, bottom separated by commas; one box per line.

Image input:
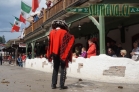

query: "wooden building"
left=24, top=0, right=139, bottom=58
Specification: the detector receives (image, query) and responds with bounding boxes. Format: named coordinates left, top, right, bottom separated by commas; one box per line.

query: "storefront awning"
left=19, top=43, right=26, bottom=48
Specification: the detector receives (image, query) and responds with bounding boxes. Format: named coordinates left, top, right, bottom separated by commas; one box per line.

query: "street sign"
left=130, top=7, right=139, bottom=13
left=66, top=7, right=90, bottom=14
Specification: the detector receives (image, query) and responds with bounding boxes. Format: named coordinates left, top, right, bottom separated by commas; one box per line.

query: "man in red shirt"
left=87, top=39, right=96, bottom=58
left=47, top=20, right=75, bottom=90
left=22, top=53, right=26, bottom=67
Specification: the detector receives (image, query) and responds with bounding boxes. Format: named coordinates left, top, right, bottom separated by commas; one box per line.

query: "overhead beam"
left=65, top=14, right=90, bottom=24
left=88, top=16, right=99, bottom=29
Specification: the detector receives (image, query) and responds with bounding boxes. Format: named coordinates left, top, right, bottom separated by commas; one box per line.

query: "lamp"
left=78, top=21, right=81, bottom=31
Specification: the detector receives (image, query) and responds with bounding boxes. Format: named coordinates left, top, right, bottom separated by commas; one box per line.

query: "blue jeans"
left=18, top=62, right=23, bottom=67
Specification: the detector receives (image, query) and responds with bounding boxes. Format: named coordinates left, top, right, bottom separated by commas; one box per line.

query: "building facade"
left=24, top=0, right=139, bottom=58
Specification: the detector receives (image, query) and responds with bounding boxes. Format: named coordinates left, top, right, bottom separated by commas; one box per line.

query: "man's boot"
left=51, top=84, right=57, bottom=89
left=60, top=68, right=68, bottom=90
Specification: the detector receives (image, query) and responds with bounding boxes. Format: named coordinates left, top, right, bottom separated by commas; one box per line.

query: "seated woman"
left=130, top=42, right=139, bottom=61
left=40, top=55, right=44, bottom=59
left=75, top=47, right=80, bottom=57
left=79, top=47, right=87, bottom=58
left=87, top=39, right=96, bottom=58
left=72, top=53, right=78, bottom=58
left=107, top=48, right=117, bottom=57
left=120, top=50, right=127, bottom=57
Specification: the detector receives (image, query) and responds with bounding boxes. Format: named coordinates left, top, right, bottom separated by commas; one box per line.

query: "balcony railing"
left=33, top=17, right=43, bottom=30
left=25, top=25, right=32, bottom=35
left=47, top=0, right=64, bottom=19
left=24, top=0, right=78, bottom=36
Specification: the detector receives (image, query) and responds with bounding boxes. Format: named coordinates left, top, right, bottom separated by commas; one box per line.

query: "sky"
left=0, top=0, right=47, bottom=42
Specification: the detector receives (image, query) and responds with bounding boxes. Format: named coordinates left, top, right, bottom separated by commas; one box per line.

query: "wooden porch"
left=24, top=0, right=81, bottom=36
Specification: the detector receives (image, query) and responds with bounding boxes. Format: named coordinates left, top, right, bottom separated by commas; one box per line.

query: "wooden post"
left=32, top=22, right=34, bottom=32
left=24, top=29, right=26, bottom=36
left=26, top=43, right=28, bottom=56
left=31, top=41, right=35, bottom=59
left=63, top=0, right=66, bottom=10
left=14, top=48, right=18, bottom=66
left=43, top=9, right=46, bottom=22
left=88, top=15, right=105, bottom=54
left=99, top=15, right=106, bottom=54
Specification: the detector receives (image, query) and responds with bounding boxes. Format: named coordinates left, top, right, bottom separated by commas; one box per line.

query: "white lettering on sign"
left=84, top=8, right=89, bottom=12
left=71, top=9, right=77, bottom=12
left=78, top=9, right=83, bottom=12
left=131, top=8, right=135, bottom=12
left=136, top=8, right=139, bottom=12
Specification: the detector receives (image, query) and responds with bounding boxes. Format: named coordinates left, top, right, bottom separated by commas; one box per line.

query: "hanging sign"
left=66, top=7, right=90, bottom=14
left=66, top=4, right=139, bottom=16
left=130, top=7, right=139, bottom=13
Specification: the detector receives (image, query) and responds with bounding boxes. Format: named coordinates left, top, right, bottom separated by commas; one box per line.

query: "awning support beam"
left=26, top=43, right=28, bottom=56
left=31, top=41, right=36, bottom=59
left=88, top=15, right=106, bottom=54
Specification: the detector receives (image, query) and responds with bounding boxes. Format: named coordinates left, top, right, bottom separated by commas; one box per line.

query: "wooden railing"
left=47, top=0, right=64, bottom=19
left=25, top=25, right=32, bottom=35
left=33, top=17, right=43, bottom=30
left=25, top=0, right=79, bottom=36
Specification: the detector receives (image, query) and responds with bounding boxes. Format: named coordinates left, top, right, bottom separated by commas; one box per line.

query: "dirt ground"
left=0, top=63, right=139, bottom=92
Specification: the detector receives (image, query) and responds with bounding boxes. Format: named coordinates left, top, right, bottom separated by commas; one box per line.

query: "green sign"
left=66, top=4, right=139, bottom=16
left=66, top=7, right=90, bottom=14
left=130, top=7, right=139, bottom=13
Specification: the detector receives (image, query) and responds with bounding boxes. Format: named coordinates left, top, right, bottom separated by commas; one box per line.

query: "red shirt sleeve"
left=87, top=45, right=96, bottom=54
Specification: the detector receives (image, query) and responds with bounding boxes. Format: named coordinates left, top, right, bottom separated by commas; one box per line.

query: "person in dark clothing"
left=28, top=52, right=32, bottom=59
left=39, top=8, right=44, bottom=18
left=17, top=55, right=22, bottom=67
left=116, top=43, right=123, bottom=57
left=110, top=41, right=118, bottom=54
left=47, top=20, right=75, bottom=90
left=106, top=42, right=111, bottom=54
left=107, top=48, right=117, bottom=57
left=75, top=47, right=80, bottom=57
left=0, top=54, right=2, bottom=65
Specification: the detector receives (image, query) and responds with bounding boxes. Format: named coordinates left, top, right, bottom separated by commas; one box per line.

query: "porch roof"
left=69, top=14, right=139, bottom=38
left=24, top=0, right=139, bottom=43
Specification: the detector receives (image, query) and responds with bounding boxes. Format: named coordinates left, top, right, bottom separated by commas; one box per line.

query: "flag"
left=20, top=28, right=25, bottom=39
left=32, top=0, right=41, bottom=12
left=20, top=1, right=31, bottom=24
left=13, top=17, right=21, bottom=32
left=9, top=22, right=14, bottom=32
left=10, top=22, right=13, bottom=26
